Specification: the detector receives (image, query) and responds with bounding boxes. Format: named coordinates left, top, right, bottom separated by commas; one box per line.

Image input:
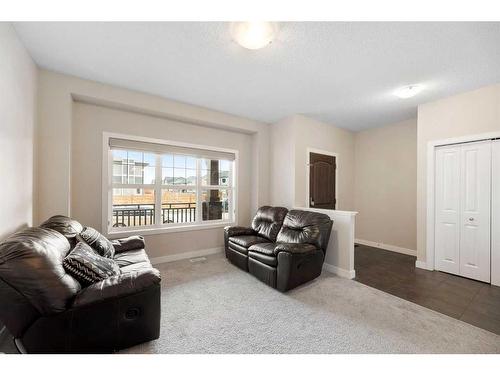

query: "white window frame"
left=102, top=132, right=238, bottom=237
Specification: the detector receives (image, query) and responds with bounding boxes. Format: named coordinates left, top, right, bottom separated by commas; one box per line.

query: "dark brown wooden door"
left=309, top=152, right=336, bottom=209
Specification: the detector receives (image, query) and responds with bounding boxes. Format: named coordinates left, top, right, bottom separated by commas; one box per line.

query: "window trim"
left=102, top=132, right=238, bottom=236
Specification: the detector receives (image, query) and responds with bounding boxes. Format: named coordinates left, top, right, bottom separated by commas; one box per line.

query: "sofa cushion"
left=248, top=243, right=278, bottom=267
left=229, top=235, right=269, bottom=248
left=251, top=206, right=288, bottom=242
left=248, top=242, right=277, bottom=256
left=277, top=210, right=332, bottom=249
left=40, top=215, right=83, bottom=248
left=114, top=248, right=151, bottom=268
left=0, top=227, right=81, bottom=314
left=120, top=262, right=154, bottom=273
left=228, top=242, right=250, bottom=255
left=248, top=251, right=278, bottom=267
left=63, top=242, right=120, bottom=287
left=77, top=227, right=115, bottom=258
left=72, top=268, right=161, bottom=308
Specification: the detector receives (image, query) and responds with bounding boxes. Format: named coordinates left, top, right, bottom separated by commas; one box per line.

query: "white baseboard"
left=323, top=263, right=356, bottom=279
left=415, top=260, right=433, bottom=270
left=150, top=247, right=224, bottom=265
left=355, top=238, right=416, bottom=257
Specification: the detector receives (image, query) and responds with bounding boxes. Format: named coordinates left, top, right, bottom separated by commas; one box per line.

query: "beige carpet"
left=122, top=253, right=500, bottom=354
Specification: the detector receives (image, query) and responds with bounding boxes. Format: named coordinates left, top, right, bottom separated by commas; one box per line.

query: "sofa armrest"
left=111, top=235, right=146, bottom=254
left=72, top=268, right=161, bottom=308
left=224, top=226, right=255, bottom=237
left=274, top=243, right=318, bottom=255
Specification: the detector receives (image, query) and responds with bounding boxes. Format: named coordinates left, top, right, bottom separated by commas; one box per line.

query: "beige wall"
left=354, top=118, right=417, bottom=251
left=417, top=83, right=500, bottom=263
left=36, top=70, right=270, bottom=259
left=269, top=114, right=356, bottom=211
left=0, top=23, right=37, bottom=240
left=72, top=102, right=253, bottom=258
left=270, top=116, right=296, bottom=207
left=293, top=115, right=355, bottom=211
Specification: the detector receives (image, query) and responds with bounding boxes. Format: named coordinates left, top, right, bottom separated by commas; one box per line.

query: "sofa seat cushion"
left=120, top=262, right=154, bottom=273
left=248, top=251, right=277, bottom=267
left=228, top=242, right=250, bottom=255
left=63, top=242, right=120, bottom=287
left=72, top=268, right=161, bottom=308
left=248, top=242, right=277, bottom=256
left=228, top=235, right=269, bottom=248
left=247, top=243, right=278, bottom=267
left=113, top=248, right=150, bottom=268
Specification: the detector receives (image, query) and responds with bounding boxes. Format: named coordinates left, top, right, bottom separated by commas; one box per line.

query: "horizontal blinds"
left=109, top=138, right=235, bottom=161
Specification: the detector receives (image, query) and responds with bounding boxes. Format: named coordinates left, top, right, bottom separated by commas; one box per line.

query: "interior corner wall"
left=269, top=116, right=296, bottom=207
left=354, top=118, right=417, bottom=251
left=0, top=23, right=37, bottom=240
left=417, top=83, right=500, bottom=264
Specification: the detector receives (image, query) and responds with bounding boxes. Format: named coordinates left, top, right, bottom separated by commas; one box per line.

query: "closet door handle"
left=468, top=217, right=474, bottom=221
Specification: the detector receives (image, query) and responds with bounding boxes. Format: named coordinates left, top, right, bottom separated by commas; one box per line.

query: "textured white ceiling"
left=13, top=22, right=500, bottom=131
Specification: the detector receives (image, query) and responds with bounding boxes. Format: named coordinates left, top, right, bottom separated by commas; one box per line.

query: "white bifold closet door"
left=492, top=140, right=500, bottom=286
left=435, top=140, right=491, bottom=283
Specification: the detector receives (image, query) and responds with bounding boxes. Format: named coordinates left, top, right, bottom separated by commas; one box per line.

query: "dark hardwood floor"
left=355, top=244, right=500, bottom=335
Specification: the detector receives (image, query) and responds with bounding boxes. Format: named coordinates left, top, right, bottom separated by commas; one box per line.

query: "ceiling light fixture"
left=230, top=22, right=278, bottom=50
left=393, top=84, right=424, bottom=99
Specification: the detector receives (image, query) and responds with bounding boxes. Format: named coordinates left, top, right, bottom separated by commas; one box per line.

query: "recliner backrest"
left=40, top=215, right=83, bottom=248
left=0, top=227, right=81, bottom=315
left=251, top=206, right=288, bottom=242
left=276, top=210, right=333, bottom=252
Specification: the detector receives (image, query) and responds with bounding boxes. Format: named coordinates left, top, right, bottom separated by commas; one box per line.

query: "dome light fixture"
left=230, top=22, right=278, bottom=50
left=394, top=84, right=424, bottom=99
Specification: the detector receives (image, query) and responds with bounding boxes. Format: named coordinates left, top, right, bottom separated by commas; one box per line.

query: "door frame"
left=305, top=147, right=339, bottom=209
left=424, top=131, right=500, bottom=272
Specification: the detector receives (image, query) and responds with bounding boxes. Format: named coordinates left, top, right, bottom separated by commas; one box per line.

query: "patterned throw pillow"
left=63, top=242, right=120, bottom=287
left=77, top=227, right=115, bottom=258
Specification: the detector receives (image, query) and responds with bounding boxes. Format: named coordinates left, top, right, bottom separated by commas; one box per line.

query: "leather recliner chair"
left=224, top=207, right=333, bottom=292
left=0, top=216, right=161, bottom=353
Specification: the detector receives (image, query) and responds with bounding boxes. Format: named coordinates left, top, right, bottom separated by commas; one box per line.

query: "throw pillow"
left=77, top=227, right=115, bottom=258
left=63, top=242, right=120, bottom=287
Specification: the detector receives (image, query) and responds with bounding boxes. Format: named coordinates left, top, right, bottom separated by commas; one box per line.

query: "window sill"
left=106, top=221, right=235, bottom=239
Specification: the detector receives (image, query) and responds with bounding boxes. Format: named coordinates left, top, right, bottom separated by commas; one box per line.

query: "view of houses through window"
left=110, top=147, right=233, bottom=230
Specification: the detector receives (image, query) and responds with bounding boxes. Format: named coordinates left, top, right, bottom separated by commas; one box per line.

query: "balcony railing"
left=112, top=203, right=196, bottom=227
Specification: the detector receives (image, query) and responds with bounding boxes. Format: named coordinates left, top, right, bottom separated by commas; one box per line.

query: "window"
left=105, top=136, right=236, bottom=234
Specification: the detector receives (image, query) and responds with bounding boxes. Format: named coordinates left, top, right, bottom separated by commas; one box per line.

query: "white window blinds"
left=109, top=138, right=236, bottom=161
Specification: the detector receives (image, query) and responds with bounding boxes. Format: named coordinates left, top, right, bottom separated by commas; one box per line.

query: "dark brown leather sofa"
left=224, top=207, right=333, bottom=292
left=0, top=216, right=161, bottom=353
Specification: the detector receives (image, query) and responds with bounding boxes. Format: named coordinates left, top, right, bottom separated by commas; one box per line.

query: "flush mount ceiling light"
left=230, top=22, right=278, bottom=50
left=393, top=84, right=424, bottom=99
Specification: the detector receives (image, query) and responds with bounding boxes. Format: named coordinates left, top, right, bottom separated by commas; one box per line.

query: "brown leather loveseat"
left=224, top=207, right=333, bottom=292
left=0, top=216, right=161, bottom=353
